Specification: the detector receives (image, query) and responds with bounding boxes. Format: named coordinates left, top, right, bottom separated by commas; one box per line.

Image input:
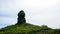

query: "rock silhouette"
left=17, top=10, right=26, bottom=24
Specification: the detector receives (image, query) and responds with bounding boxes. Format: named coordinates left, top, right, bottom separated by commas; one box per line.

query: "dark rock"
left=17, top=10, right=26, bottom=24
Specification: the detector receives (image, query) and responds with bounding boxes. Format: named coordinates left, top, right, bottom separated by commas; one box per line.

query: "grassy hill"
left=0, top=23, right=60, bottom=34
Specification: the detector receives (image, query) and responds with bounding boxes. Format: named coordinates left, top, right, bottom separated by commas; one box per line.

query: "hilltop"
left=0, top=23, right=60, bottom=34
left=0, top=23, right=49, bottom=34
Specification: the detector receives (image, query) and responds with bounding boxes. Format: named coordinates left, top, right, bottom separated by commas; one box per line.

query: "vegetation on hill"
left=0, top=23, right=60, bottom=34
left=0, top=23, right=41, bottom=34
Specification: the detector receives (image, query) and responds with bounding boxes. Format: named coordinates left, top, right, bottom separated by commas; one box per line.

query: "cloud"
left=0, top=17, right=17, bottom=28
left=0, top=0, right=18, bottom=17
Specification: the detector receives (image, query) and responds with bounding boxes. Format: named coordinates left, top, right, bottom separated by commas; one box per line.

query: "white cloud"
left=0, top=17, right=17, bottom=28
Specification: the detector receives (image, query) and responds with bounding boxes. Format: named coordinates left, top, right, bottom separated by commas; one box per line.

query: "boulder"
left=17, top=10, right=26, bottom=24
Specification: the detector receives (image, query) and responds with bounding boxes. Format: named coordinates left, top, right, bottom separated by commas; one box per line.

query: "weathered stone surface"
left=17, top=10, right=26, bottom=24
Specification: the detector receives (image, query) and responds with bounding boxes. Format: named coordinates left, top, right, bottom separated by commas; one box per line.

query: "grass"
left=0, top=23, right=60, bottom=34
left=0, top=23, right=41, bottom=34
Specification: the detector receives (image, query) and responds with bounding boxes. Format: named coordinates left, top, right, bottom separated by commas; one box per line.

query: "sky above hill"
left=0, top=0, right=60, bottom=29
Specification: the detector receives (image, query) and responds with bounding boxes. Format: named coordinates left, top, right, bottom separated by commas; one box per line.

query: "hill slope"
left=0, top=23, right=60, bottom=34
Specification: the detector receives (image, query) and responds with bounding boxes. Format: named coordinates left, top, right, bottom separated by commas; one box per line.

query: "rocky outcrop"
left=17, top=10, right=26, bottom=24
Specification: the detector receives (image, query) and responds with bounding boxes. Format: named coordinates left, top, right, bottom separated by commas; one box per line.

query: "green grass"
left=0, top=23, right=41, bottom=34
left=0, top=23, right=60, bottom=34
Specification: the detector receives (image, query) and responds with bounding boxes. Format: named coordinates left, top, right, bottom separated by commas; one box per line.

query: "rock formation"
left=17, top=10, right=26, bottom=24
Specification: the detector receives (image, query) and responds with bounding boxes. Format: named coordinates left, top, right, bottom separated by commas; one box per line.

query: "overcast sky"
left=0, top=0, right=60, bottom=29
